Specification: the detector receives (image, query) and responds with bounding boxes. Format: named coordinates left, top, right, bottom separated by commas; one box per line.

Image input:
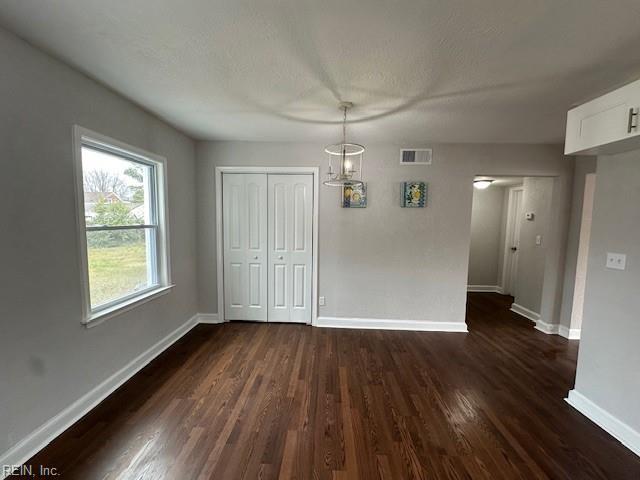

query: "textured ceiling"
left=2, top=0, right=640, bottom=144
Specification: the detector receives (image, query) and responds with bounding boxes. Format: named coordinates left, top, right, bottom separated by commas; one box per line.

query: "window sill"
left=83, top=285, right=175, bottom=328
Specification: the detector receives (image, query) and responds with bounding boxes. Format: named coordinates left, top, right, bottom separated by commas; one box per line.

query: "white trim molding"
left=566, top=390, right=640, bottom=457
left=558, top=325, right=581, bottom=340
left=510, top=303, right=561, bottom=335
left=0, top=315, right=199, bottom=479
left=467, top=285, right=504, bottom=293
left=72, top=125, right=172, bottom=327
left=534, top=319, right=560, bottom=335
left=316, top=316, right=468, bottom=332
left=197, top=313, right=223, bottom=324
left=510, top=303, right=541, bottom=322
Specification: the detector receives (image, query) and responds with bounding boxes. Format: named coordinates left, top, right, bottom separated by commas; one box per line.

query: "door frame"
left=215, top=166, right=320, bottom=325
left=501, top=186, right=524, bottom=296
left=569, top=172, right=596, bottom=335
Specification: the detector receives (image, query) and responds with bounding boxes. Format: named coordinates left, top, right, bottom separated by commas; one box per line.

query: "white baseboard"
left=510, top=303, right=540, bottom=322
left=467, top=285, right=504, bottom=293
left=558, top=325, right=581, bottom=340
left=510, top=303, right=562, bottom=335
left=0, top=314, right=199, bottom=479
left=315, top=316, right=468, bottom=332
left=534, top=319, right=560, bottom=335
left=196, top=313, right=222, bottom=324
left=566, top=390, right=640, bottom=457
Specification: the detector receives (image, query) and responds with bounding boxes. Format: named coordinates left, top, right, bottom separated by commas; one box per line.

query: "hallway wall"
left=515, top=177, right=554, bottom=314
left=468, top=186, right=506, bottom=287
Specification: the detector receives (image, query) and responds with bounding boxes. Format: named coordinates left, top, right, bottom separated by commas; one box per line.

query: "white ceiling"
left=2, top=0, right=640, bottom=144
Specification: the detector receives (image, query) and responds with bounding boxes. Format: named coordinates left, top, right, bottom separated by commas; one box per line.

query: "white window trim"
left=72, top=126, right=172, bottom=326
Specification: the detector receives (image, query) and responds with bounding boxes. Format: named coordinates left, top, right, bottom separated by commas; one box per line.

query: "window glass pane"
left=82, top=146, right=154, bottom=227
left=87, top=228, right=157, bottom=308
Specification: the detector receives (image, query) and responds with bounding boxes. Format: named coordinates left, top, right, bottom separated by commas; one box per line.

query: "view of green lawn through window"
left=87, top=232, right=149, bottom=307
left=82, top=145, right=158, bottom=310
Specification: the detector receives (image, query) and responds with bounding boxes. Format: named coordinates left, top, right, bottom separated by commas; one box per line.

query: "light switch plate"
left=535, top=235, right=542, bottom=246
left=319, top=296, right=326, bottom=306
left=606, top=252, right=626, bottom=270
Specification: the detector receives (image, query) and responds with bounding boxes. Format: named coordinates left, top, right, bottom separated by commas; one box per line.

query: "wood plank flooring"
left=14, top=293, right=640, bottom=479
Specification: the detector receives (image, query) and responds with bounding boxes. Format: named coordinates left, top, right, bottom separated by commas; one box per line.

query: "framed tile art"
left=342, top=183, right=367, bottom=208
left=400, top=181, right=427, bottom=207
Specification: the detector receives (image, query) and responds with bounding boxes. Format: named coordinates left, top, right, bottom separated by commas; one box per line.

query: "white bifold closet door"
left=222, top=173, right=268, bottom=321
left=268, top=174, right=313, bottom=323
left=222, top=173, right=313, bottom=324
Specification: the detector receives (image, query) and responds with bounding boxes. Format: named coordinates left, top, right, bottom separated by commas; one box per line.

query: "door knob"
left=510, top=246, right=517, bottom=251
left=278, top=255, right=283, bottom=260
left=253, top=256, right=258, bottom=259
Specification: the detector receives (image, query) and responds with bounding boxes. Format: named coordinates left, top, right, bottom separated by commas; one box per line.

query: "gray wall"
left=515, top=177, right=554, bottom=313
left=573, top=151, right=640, bottom=432
left=197, top=141, right=574, bottom=326
left=468, top=186, right=505, bottom=286
left=0, top=28, right=198, bottom=455
left=559, top=157, right=597, bottom=329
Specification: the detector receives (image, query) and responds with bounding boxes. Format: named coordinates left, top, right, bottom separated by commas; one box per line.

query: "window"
left=74, top=127, right=171, bottom=324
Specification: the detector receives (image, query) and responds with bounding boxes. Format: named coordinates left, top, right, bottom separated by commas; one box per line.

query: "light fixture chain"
left=342, top=106, right=347, bottom=145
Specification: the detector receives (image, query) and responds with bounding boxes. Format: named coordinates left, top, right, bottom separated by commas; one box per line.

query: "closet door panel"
left=289, top=176, right=313, bottom=323
left=245, top=175, right=268, bottom=320
left=268, top=177, right=289, bottom=322
left=273, top=264, right=287, bottom=308
left=268, top=174, right=313, bottom=323
left=222, top=173, right=267, bottom=321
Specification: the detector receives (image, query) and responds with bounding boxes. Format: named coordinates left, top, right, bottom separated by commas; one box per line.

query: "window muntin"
left=80, top=140, right=165, bottom=314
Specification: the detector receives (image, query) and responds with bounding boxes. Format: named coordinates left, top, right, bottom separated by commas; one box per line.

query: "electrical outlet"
left=319, top=296, right=326, bottom=306
left=606, top=252, right=626, bottom=270
left=535, top=235, right=542, bottom=246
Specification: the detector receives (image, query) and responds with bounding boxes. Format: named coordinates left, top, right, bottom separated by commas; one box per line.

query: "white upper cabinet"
left=565, top=79, right=640, bottom=155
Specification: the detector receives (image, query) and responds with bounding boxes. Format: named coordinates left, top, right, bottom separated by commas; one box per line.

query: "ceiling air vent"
left=400, top=148, right=432, bottom=165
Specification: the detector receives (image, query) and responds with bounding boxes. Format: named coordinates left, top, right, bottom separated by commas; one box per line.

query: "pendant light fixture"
left=323, top=102, right=365, bottom=187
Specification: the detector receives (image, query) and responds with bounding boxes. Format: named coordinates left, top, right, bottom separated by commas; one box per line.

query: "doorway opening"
left=467, top=175, right=557, bottom=334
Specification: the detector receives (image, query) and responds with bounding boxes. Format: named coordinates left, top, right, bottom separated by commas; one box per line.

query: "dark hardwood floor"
left=14, top=293, right=640, bottom=479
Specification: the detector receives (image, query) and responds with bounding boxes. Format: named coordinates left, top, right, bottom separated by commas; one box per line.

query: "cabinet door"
left=222, top=173, right=268, bottom=321
left=565, top=79, right=640, bottom=155
left=268, top=174, right=313, bottom=323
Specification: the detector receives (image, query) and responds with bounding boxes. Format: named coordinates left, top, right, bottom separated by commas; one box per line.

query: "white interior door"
left=504, top=187, right=524, bottom=296
left=222, top=173, right=268, bottom=321
left=268, top=174, right=313, bottom=323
